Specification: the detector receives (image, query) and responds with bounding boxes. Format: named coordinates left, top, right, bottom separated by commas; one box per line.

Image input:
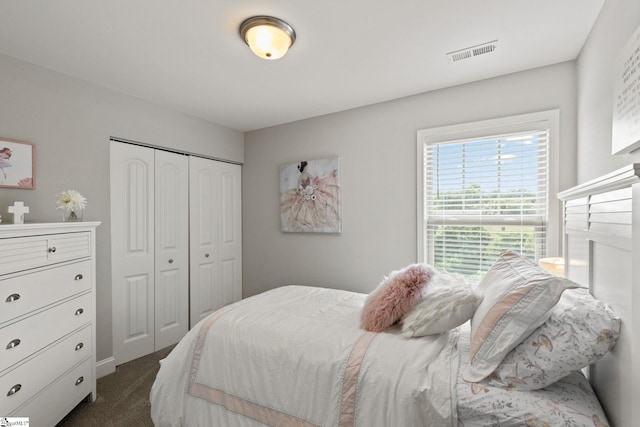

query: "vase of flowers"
left=56, top=190, right=87, bottom=222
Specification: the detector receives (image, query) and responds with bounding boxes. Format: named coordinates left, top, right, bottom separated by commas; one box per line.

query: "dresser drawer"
left=0, top=324, right=91, bottom=414
left=0, top=293, right=92, bottom=373
left=9, top=357, right=92, bottom=427
left=1, top=260, right=92, bottom=326
left=0, top=232, right=91, bottom=275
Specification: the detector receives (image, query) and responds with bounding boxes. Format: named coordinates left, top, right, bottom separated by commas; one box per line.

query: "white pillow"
left=401, top=271, right=482, bottom=337
left=463, top=251, right=578, bottom=383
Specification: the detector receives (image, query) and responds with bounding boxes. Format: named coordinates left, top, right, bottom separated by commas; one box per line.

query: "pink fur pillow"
left=361, top=263, right=434, bottom=332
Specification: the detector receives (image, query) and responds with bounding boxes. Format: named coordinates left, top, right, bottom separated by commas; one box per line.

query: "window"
left=417, top=111, right=559, bottom=284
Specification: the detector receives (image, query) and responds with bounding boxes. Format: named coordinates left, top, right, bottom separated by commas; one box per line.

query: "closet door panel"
left=110, top=142, right=155, bottom=364
left=195, top=262, right=218, bottom=317
left=125, top=274, right=151, bottom=337
left=221, top=259, right=237, bottom=307
left=189, top=156, right=220, bottom=327
left=154, top=151, right=189, bottom=351
left=219, top=163, right=242, bottom=304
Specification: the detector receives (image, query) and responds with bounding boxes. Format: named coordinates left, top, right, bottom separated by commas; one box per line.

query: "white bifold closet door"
left=154, top=150, right=190, bottom=350
left=189, top=156, right=242, bottom=327
left=111, top=142, right=189, bottom=365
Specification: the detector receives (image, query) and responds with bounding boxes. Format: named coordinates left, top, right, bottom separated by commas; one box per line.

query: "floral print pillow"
left=488, top=287, right=620, bottom=390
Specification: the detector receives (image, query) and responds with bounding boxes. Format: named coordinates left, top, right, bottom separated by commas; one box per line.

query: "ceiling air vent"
left=447, top=40, right=498, bottom=62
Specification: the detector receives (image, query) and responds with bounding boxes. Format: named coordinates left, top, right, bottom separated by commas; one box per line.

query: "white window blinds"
left=423, top=128, right=548, bottom=284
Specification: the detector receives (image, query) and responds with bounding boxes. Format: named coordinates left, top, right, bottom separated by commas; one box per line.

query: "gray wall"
left=243, top=62, right=577, bottom=297
left=577, top=0, right=640, bottom=182
left=0, top=54, right=243, bottom=362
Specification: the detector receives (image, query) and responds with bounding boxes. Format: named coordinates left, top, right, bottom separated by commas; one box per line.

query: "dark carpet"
left=56, top=345, right=174, bottom=427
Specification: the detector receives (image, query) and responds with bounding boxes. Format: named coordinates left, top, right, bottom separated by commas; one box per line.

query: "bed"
left=150, top=164, right=639, bottom=427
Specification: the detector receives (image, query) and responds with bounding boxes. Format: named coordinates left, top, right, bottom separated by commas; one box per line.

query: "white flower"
left=56, top=190, right=87, bottom=211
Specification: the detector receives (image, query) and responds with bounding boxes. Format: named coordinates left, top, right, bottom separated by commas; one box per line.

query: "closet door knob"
left=48, top=246, right=57, bottom=253
left=7, top=384, right=21, bottom=396
left=75, top=376, right=84, bottom=386
left=168, top=259, right=174, bottom=264
left=5, top=293, right=20, bottom=303
left=74, top=274, right=83, bottom=281
left=75, top=308, right=84, bottom=316
left=6, top=339, right=21, bottom=350
left=205, top=253, right=210, bottom=258
left=75, top=342, right=84, bottom=351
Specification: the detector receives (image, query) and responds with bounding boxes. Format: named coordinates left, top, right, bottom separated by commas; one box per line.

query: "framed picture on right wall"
left=612, top=23, right=640, bottom=154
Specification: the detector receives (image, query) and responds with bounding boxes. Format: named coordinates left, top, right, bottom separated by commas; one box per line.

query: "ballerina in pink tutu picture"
left=280, top=158, right=341, bottom=233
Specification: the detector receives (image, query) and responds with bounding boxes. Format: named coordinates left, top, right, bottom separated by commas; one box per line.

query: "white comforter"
left=150, top=285, right=458, bottom=427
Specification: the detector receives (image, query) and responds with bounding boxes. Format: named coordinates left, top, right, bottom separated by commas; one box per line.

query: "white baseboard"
left=96, top=356, right=117, bottom=378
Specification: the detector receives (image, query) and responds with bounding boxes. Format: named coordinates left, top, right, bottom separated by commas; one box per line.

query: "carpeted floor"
left=56, top=345, right=175, bottom=427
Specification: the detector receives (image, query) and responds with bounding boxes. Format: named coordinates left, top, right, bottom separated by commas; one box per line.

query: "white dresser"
left=0, top=222, right=100, bottom=426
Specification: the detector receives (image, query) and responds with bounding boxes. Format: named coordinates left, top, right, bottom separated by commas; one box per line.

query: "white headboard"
left=558, top=164, right=640, bottom=427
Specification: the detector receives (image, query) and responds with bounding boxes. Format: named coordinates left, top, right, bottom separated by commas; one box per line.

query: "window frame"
left=416, top=110, right=560, bottom=267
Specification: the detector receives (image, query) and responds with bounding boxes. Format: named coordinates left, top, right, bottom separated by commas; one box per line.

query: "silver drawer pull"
left=74, top=274, right=84, bottom=281
left=75, top=376, right=84, bottom=386
left=5, top=293, right=20, bottom=303
left=6, top=339, right=21, bottom=350
left=48, top=246, right=57, bottom=253
left=75, top=342, right=84, bottom=351
left=75, top=308, right=84, bottom=316
left=7, top=384, right=21, bottom=396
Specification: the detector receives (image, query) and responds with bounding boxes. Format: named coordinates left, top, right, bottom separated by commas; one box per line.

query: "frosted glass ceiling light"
left=240, top=16, right=296, bottom=60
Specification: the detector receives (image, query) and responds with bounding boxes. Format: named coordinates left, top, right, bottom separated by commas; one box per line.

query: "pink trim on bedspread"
left=187, top=304, right=236, bottom=388
left=188, top=382, right=321, bottom=427
left=186, top=301, right=378, bottom=427
left=338, top=332, right=377, bottom=427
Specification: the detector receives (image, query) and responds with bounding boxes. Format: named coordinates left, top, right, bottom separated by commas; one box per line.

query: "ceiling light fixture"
left=239, top=16, right=296, bottom=60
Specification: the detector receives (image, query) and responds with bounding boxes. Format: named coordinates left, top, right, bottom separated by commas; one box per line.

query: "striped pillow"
left=463, top=251, right=578, bottom=383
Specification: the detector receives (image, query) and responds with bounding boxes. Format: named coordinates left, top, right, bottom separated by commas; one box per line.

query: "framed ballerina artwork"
left=280, top=157, right=341, bottom=233
left=0, top=138, right=35, bottom=189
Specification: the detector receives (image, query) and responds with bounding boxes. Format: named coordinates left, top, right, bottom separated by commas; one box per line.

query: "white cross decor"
left=8, top=201, right=29, bottom=224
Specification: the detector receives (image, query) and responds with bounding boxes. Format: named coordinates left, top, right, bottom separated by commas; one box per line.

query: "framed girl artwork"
left=280, top=157, right=341, bottom=233
left=0, top=138, right=35, bottom=189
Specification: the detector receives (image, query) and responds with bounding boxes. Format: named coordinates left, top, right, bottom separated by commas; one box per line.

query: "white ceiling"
left=0, top=1, right=604, bottom=132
